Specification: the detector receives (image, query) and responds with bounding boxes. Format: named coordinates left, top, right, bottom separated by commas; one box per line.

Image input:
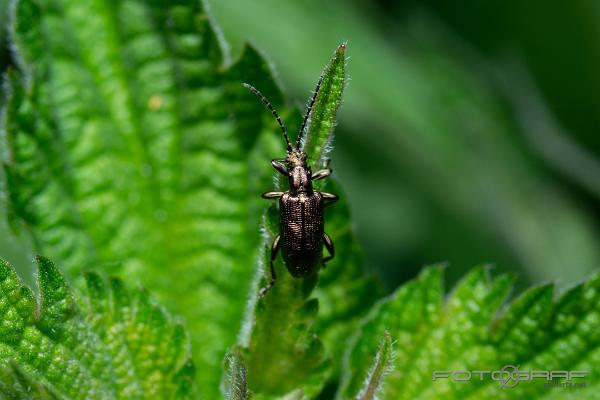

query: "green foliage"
left=340, top=266, right=600, bottom=399
left=2, top=0, right=374, bottom=396
left=301, top=43, right=346, bottom=174
left=238, top=44, right=379, bottom=398
left=2, top=0, right=284, bottom=396
left=0, top=257, right=193, bottom=399
left=2, top=1, right=600, bottom=399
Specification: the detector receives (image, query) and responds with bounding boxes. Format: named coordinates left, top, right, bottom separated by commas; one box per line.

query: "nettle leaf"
left=229, top=45, right=380, bottom=398
left=2, top=0, right=374, bottom=397
left=0, top=256, right=193, bottom=399
left=339, top=266, right=600, bottom=399
left=237, top=44, right=371, bottom=398
left=294, top=50, right=384, bottom=384
left=2, top=0, right=288, bottom=396
left=302, top=43, right=346, bottom=175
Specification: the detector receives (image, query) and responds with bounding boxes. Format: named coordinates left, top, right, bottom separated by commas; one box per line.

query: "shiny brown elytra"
left=243, top=75, right=338, bottom=296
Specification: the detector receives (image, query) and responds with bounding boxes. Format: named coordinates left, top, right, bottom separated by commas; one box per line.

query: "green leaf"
left=302, top=43, right=346, bottom=173
left=288, top=49, right=384, bottom=386
left=3, top=0, right=374, bottom=396
left=236, top=45, right=372, bottom=398
left=339, top=266, right=600, bottom=399
left=1, top=0, right=287, bottom=396
left=0, top=256, right=193, bottom=399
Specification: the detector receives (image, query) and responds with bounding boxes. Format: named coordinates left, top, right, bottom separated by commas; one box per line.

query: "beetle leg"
left=271, top=160, right=289, bottom=176
left=262, top=191, right=284, bottom=199
left=322, top=233, right=335, bottom=268
left=259, top=235, right=280, bottom=297
left=311, top=168, right=331, bottom=181
left=321, top=192, right=339, bottom=205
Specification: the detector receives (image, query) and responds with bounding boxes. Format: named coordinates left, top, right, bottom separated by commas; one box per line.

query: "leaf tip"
left=355, top=330, right=394, bottom=400
left=34, top=255, right=67, bottom=294
left=222, top=347, right=249, bottom=400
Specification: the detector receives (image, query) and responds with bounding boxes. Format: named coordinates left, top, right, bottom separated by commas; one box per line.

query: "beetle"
left=243, top=75, right=339, bottom=296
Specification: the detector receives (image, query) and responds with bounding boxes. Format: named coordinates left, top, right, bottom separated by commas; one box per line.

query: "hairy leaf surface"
left=237, top=44, right=378, bottom=398
left=340, top=266, right=600, bottom=399
left=2, top=1, right=375, bottom=396
left=2, top=0, right=284, bottom=396
left=354, top=331, right=393, bottom=400
left=0, top=257, right=193, bottom=399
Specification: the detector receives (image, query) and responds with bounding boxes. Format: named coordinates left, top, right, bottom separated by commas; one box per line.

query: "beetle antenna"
left=297, top=72, right=325, bottom=149
left=243, top=83, right=293, bottom=153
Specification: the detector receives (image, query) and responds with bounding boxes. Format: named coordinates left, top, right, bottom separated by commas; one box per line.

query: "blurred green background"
left=2, top=0, right=600, bottom=293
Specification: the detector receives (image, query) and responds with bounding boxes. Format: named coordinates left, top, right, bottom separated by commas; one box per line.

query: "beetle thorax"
left=287, top=150, right=312, bottom=195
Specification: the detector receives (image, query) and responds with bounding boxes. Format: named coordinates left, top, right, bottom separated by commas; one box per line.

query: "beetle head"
left=286, top=149, right=307, bottom=168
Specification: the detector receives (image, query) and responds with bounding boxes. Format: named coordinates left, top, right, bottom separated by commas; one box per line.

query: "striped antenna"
left=243, top=83, right=292, bottom=153
left=297, top=72, right=325, bottom=149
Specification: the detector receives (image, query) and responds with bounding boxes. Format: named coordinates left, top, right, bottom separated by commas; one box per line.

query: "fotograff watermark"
left=432, top=365, right=590, bottom=388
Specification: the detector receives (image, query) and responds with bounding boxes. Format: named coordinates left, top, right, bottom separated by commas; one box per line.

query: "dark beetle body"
left=243, top=76, right=338, bottom=296
left=280, top=185, right=324, bottom=278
